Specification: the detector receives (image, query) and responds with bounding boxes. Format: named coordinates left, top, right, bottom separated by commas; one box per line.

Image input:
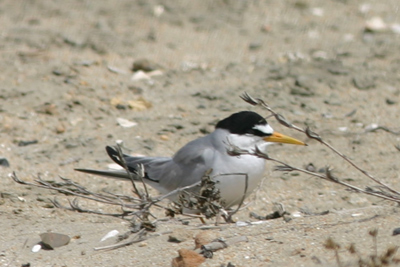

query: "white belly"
left=211, top=154, right=266, bottom=208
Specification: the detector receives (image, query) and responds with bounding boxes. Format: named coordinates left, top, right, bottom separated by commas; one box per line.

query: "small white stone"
left=310, top=7, right=324, bottom=17
left=365, top=17, right=388, bottom=32
left=390, top=23, right=400, bottom=34
left=236, top=221, right=249, bottom=227
left=131, top=70, right=151, bottom=81
left=153, top=5, right=164, bottom=17
left=116, top=118, right=137, bottom=128
left=292, top=211, right=302, bottom=218
left=365, top=123, right=379, bottom=131
left=32, top=244, right=42, bottom=253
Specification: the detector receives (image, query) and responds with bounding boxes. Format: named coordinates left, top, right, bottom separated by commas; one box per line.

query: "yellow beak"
left=263, top=132, right=306, bottom=145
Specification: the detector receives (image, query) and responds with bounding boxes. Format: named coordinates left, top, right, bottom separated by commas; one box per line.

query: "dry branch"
left=239, top=92, right=400, bottom=204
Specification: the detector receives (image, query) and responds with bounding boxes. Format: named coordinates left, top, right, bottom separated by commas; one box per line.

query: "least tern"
left=76, top=111, right=305, bottom=208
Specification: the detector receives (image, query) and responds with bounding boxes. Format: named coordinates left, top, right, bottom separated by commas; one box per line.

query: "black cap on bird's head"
left=216, top=111, right=270, bottom=137
left=216, top=111, right=306, bottom=145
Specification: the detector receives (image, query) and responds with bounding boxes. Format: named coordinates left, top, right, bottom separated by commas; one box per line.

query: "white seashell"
left=100, top=230, right=119, bottom=242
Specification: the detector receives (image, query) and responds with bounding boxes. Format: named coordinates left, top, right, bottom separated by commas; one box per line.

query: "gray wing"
left=108, top=136, right=215, bottom=194
left=146, top=135, right=215, bottom=193
left=76, top=138, right=215, bottom=195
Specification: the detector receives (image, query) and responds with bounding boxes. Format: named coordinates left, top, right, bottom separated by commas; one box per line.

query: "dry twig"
left=239, top=92, right=400, bottom=204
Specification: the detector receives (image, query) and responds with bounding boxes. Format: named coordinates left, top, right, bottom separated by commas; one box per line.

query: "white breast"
left=208, top=129, right=267, bottom=207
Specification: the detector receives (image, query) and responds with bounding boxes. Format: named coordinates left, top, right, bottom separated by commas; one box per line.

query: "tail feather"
left=75, top=146, right=161, bottom=184
left=105, top=146, right=139, bottom=174
left=74, top=168, right=131, bottom=180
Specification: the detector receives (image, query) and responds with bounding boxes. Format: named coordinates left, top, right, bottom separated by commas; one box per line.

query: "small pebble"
left=127, top=97, right=152, bottom=111
left=194, top=231, right=219, bottom=249
left=17, top=140, right=38, bottom=147
left=32, top=244, right=41, bottom=253
left=131, top=70, right=151, bottom=81
left=160, top=135, right=169, bottom=141
left=353, top=75, right=375, bottom=90
left=392, top=228, right=400, bottom=236
left=0, top=158, right=10, bottom=167
left=55, top=124, right=65, bottom=134
left=40, top=232, right=70, bottom=249
left=116, top=118, right=137, bottom=128
left=292, top=211, right=302, bottom=218
left=171, top=248, right=205, bottom=267
left=132, top=59, right=159, bottom=72
left=365, top=17, right=388, bottom=32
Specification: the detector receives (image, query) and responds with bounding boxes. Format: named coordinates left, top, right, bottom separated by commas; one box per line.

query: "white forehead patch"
left=253, top=124, right=273, bottom=135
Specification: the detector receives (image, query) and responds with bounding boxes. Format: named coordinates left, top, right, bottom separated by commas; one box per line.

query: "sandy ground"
left=1, top=0, right=400, bottom=266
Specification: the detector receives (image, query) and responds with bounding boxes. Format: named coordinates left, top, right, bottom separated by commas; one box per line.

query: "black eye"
left=248, top=128, right=270, bottom=137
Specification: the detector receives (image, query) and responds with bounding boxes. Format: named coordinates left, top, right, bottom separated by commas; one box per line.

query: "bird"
left=75, top=111, right=305, bottom=209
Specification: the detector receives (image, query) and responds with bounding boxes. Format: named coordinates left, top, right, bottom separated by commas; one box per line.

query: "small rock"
left=131, top=70, right=151, bottom=81
left=127, top=85, right=143, bottom=94
left=73, top=60, right=96, bottom=66
left=249, top=42, right=262, bottom=51
left=35, top=103, right=58, bottom=115
left=392, top=228, right=400, bottom=236
left=290, top=86, right=314, bottom=97
left=365, top=17, right=388, bottom=32
left=160, top=135, right=169, bottom=141
left=132, top=59, right=159, bottom=72
left=295, top=75, right=317, bottom=90
left=386, top=98, right=397, bottom=105
left=305, top=163, right=316, bottom=172
left=40, top=232, right=70, bottom=249
left=110, top=97, right=125, bottom=108
left=194, top=231, right=219, bottom=249
left=116, top=118, right=137, bottom=128
left=17, top=140, right=38, bottom=147
left=171, top=248, right=205, bottom=267
left=153, top=5, right=165, bottom=17
left=127, top=97, right=152, bottom=111
left=327, top=64, right=349, bottom=75
left=168, top=229, right=194, bottom=243
left=55, top=124, right=65, bottom=134
left=310, top=7, right=324, bottom=17
left=32, top=244, right=42, bottom=253
left=353, top=75, right=375, bottom=90
left=0, top=158, right=10, bottom=167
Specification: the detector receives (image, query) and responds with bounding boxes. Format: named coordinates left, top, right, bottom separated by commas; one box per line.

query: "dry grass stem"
left=239, top=92, right=400, bottom=204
